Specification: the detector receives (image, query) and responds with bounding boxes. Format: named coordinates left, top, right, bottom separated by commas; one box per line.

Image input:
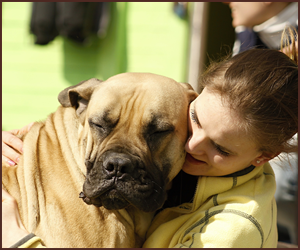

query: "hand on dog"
left=2, top=122, right=34, bottom=166
left=2, top=188, right=29, bottom=248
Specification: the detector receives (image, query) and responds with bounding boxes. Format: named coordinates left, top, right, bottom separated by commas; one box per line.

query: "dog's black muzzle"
left=80, top=151, right=166, bottom=212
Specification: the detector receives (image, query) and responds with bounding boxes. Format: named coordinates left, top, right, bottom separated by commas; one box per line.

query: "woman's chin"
left=182, top=161, right=205, bottom=176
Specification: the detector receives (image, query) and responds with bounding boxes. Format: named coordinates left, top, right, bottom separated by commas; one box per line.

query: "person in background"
left=225, top=2, right=298, bottom=244
left=226, top=2, right=298, bottom=55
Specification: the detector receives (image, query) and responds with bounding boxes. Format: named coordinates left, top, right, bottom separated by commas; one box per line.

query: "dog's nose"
left=103, top=154, right=134, bottom=177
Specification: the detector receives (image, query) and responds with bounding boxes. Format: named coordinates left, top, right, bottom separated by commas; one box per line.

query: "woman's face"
left=228, top=2, right=272, bottom=28
left=182, top=87, right=264, bottom=177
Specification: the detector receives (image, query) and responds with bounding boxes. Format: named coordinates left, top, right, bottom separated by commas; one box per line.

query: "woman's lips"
left=185, top=153, right=206, bottom=165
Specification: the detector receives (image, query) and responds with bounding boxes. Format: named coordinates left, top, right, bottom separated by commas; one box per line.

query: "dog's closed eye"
left=146, top=124, right=175, bottom=149
left=151, top=128, right=174, bottom=136
left=90, top=122, right=104, bottom=129
left=89, top=121, right=106, bottom=131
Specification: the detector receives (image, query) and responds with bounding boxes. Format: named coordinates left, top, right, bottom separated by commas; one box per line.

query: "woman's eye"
left=214, top=144, right=230, bottom=157
left=190, top=109, right=200, bottom=127
left=190, top=109, right=196, bottom=122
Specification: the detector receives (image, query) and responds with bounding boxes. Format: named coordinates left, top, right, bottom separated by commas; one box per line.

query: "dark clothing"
left=30, top=2, right=110, bottom=45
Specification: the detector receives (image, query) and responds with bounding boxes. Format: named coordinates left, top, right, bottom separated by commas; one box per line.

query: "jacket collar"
left=189, top=164, right=270, bottom=212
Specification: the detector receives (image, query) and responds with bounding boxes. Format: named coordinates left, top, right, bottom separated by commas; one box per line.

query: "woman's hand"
left=2, top=122, right=34, bottom=166
left=2, top=188, right=29, bottom=248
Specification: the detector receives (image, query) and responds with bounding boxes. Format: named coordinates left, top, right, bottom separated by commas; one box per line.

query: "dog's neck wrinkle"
left=124, top=207, right=155, bottom=247
left=52, top=106, right=87, bottom=179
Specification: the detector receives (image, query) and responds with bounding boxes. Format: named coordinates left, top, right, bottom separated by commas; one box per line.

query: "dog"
left=2, top=72, right=197, bottom=247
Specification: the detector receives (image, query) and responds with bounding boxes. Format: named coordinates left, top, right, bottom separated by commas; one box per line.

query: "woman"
left=143, top=44, right=297, bottom=248
left=225, top=2, right=298, bottom=244
left=2, top=30, right=298, bottom=247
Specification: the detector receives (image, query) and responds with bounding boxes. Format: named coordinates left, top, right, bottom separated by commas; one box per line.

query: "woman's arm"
left=2, top=189, right=46, bottom=248
left=2, top=188, right=29, bottom=247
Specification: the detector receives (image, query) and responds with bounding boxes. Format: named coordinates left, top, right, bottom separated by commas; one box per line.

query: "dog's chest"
left=35, top=199, right=137, bottom=247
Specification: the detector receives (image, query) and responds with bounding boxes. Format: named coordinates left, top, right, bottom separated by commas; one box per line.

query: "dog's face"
left=58, top=73, right=197, bottom=212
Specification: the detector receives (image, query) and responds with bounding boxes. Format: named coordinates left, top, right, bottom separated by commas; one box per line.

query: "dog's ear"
left=58, top=78, right=103, bottom=116
left=179, top=82, right=199, bottom=103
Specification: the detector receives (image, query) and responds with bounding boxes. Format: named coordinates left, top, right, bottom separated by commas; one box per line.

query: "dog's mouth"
left=79, top=189, right=129, bottom=210
left=80, top=152, right=167, bottom=212
left=81, top=176, right=162, bottom=212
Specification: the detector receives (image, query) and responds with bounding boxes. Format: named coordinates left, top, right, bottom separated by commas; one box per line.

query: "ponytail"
left=281, top=26, right=298, bottom=65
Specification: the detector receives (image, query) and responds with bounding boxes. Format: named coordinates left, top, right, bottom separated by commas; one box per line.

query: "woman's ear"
left=251, top=152, right=280, bottom=167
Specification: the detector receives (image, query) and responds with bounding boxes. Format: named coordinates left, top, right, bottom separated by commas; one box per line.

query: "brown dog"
left=2, top=72, right=197, bottom=247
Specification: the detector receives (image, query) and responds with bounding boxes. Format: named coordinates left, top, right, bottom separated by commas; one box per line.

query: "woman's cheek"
left=212, top=154, right=226, bottom=165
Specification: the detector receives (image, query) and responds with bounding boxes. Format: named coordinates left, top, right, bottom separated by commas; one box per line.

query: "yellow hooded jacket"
left=143, top=163, right=277, bottom=248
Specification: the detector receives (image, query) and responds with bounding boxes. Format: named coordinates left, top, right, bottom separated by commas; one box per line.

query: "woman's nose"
left=185, top=129, right=207, bottom=153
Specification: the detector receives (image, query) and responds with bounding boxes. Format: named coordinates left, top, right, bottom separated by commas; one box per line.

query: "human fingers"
left=2, top=131, right=23, bottom=165
left=2, top=154, right=17, bottom=167
left=2, top=131, right=24, bottom=154
left=3, top=122, right=34, bottom=153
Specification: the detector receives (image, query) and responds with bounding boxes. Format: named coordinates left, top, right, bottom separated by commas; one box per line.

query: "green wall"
left=2, top=2, right=189, bottom=130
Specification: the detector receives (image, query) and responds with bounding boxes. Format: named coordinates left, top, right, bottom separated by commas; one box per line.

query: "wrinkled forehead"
left=103, top=72, right=182, bottom=95
left=88, top=73, right=187, bottom=115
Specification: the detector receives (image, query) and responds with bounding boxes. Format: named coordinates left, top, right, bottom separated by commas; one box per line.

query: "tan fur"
left=2, top=73, right=197, bottom=247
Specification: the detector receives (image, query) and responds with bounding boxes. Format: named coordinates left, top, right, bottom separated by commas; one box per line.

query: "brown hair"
left=198, top=29, right=298, bottom=156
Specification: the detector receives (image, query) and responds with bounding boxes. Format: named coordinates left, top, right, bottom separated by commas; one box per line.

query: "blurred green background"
left=2, top=2, right=234, bottom=130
